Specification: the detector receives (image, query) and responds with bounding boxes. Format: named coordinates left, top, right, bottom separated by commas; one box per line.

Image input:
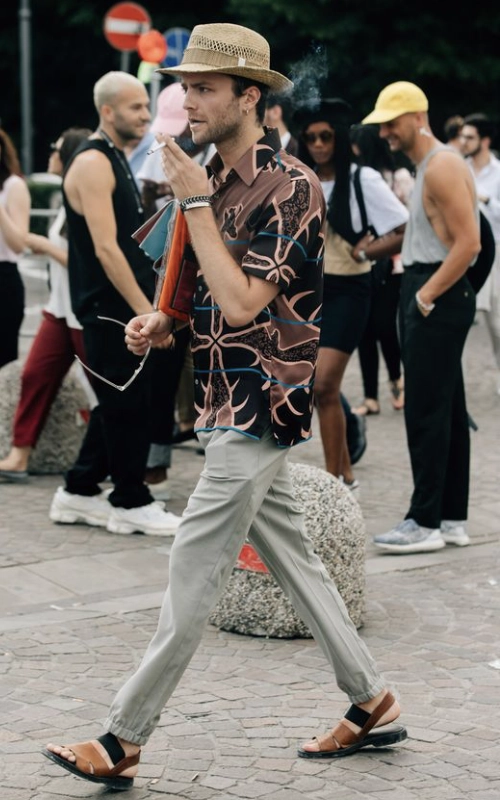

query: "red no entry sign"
left=103, top=2, right=152, bottom=52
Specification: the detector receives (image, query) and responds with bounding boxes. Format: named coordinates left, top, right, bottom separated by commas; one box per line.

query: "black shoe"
left=348, top=413, right=367, bottom=465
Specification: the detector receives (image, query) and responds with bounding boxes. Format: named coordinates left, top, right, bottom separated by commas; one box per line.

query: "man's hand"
left=125, top=311, right=173, bottom=355
left=158, top=136, right=209, bottom=200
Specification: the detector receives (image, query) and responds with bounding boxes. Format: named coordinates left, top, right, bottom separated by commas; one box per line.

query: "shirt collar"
left=207, top=127, right=283, bottom=188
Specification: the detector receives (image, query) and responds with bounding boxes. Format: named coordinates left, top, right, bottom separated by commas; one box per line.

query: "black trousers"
left=0, top=262, right=24, bottom=369
left=399, top=265, right=476, bottom=528
left=65, top=319, right=154, bottom=509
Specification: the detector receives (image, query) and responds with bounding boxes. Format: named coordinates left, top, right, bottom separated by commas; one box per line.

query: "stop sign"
left=103, top=2, right=151, bottom=52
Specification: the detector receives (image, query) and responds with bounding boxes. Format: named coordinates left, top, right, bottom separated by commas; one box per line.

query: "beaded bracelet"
left=415, top=291, right=435, bottom=312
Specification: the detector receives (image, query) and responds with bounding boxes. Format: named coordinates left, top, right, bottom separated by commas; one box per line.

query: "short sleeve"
left=351, top=166, right=409, bottom=236
left=241, top=175, right=325, bottom=290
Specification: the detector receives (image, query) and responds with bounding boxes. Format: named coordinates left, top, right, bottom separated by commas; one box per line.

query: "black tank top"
left=64, top=139, right=155, bottom=324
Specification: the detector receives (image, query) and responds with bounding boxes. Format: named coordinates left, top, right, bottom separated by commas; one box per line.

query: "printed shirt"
left=191, top=128, right=325, bottom=447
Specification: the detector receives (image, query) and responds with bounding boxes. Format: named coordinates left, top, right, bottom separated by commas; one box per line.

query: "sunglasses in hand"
left=74, top=316, right=151, bottom=392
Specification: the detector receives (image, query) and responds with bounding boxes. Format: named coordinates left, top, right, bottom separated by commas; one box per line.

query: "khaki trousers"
left=105, top=427, right=384, bottom=745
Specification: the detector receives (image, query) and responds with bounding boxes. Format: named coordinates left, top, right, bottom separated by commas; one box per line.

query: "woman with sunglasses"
left=296, top=99, right=409, bottom=489
left=0, top=128, right=93, bottom=481
left=0, top=127, right=31, bottom=369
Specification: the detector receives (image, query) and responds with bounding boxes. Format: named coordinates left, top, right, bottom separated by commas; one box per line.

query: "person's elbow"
left=94, top=240, right=118, bottom=267
left=466, top=231, right=482, bottom=263
left=223, top=303, right=261, bottom=328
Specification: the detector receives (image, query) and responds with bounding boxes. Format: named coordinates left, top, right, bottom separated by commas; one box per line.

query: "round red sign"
left=103, top=2, right=151, bottom=52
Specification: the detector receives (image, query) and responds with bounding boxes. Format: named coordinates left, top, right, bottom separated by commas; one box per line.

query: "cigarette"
left=146, top=140, right=167, bottom=156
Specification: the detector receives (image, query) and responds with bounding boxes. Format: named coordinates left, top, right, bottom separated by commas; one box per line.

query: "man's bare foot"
left=298, top=689, right=406, bottom=758
left=45, top=736, right=139, bottom=763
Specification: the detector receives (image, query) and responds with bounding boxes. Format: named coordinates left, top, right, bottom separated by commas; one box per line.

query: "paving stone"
left=1, top=297, right=500, bottom=799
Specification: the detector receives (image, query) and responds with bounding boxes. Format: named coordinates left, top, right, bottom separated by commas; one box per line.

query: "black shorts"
left=320, top=272, right=372, bottom=354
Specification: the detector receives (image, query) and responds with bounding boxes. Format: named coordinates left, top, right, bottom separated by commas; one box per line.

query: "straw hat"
left=158, top=23, right=293, bottom=93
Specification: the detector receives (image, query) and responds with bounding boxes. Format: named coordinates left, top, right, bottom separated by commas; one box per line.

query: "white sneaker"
left=441, top=520, right=470, bottom=547
left=339, top=475, right=360, bottom=499
left=107, top=501, right=182, bottom=536
left=374, top=518, right=445, bottom=554
left=49, top=486, right=110, bottom=527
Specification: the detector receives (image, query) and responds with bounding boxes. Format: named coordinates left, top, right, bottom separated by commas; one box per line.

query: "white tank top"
left=0, top=175, right=25, bottom=263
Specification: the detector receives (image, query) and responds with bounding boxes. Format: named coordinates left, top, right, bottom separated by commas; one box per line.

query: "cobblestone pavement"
left=0, top=263, right=499, bottom=799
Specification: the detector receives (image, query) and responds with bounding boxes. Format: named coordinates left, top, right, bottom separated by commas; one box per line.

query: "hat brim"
left=362, top=106, right=428, bottom=124
left=361, top=109, right=405, bottom=124
left=157, top=64, right=293, bottom=93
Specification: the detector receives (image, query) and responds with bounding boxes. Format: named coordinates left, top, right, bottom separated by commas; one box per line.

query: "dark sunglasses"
left=302, top=130, right=335, bottom=145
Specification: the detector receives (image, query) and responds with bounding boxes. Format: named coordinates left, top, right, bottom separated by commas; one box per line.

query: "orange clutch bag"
left=155, top=205, right=198, bottom=322
left=132, top=200, right=198, bottom=323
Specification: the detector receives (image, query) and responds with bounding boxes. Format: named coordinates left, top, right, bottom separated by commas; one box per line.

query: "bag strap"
left=353, top=167, right=369, bottom=234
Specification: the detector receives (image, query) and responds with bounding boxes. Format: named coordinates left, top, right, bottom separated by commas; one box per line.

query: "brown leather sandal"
left=297, top=691, right=407, bottom=759
left=42, top=732, right=140, bottom=790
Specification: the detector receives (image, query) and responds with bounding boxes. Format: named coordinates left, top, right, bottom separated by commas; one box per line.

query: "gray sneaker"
left=374, top=518, right=445, bottom=554
left=441, top=520, right=470, bottom=547
left=49, top=487, right=110, bottom=527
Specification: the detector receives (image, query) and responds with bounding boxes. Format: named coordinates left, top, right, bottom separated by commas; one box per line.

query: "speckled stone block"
left=0, top=359, right=90, bottom=474
left=209, top=462, right=366, bottom=638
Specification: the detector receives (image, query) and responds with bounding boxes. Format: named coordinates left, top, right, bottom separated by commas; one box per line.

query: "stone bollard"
left=0, top=359, right=90, bottom=474
left=209, top=462, right=366, bottom=638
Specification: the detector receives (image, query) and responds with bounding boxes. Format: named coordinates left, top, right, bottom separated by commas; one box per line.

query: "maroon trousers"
left=12, top=311, right=87, bottom=448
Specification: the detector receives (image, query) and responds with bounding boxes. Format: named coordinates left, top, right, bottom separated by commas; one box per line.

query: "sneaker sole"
left=442, top=536, right=470, bottom=547
left=106, top=520, right=178, bottom=536
left=374, top=538, right=446, bottom=554
left=49, top=508, right=108, bottom=527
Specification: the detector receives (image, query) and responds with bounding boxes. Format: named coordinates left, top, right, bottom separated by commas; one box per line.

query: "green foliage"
left=1, top=0, right=499, bottom=172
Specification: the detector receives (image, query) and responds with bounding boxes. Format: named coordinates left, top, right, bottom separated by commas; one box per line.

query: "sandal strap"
left=97, top=732, right=125, bottom=764
left=335, top=691, right=396, bottom=747
left=313, top=729, right=342, bottom=752
left=358, top=691, right=395, bottom=740
left=306, top=691, right=397, bottom=754
left=65, top=739, right=140, bottom=778
left=344, top=704, right=370, bottom=728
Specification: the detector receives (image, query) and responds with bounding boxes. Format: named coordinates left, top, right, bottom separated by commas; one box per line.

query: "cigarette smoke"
left=286, top=44, right=329, bottom=113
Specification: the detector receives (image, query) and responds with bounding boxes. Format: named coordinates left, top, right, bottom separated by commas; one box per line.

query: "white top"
left=467, top=153, right=500, bottom=242
left=137, top=142, right=217, bottom=185
left=320, top=164, right=409, bottom=236
left=0, top=175, right=25, bottom=262
left=44, top=206, right=81, bottom=329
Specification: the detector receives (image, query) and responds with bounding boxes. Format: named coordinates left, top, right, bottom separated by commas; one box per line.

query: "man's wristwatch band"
left=179, top=195, right=213, bottom=212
